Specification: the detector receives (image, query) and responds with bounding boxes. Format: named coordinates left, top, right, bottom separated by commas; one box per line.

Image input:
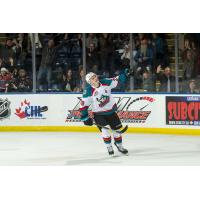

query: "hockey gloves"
left=125, top=68, right=134, bottom=76
left=83, top=117, right=93, bottom=126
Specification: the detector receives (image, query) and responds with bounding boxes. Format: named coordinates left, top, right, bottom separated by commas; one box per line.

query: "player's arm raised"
left=108, top=68, right=130, bottom=89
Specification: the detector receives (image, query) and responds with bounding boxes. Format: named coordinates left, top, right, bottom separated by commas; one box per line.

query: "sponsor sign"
left=166, top=96, right=200, bottom=126
left=66, top=96, right=156, bottom=123
left=15, top=99, right=48, bottom=120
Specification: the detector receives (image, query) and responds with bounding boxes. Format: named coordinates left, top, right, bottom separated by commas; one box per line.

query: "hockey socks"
left=103, top=136, right=114, bottom=155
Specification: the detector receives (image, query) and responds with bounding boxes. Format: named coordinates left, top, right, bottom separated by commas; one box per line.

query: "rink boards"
left=0, top=93, right=200, bottom=135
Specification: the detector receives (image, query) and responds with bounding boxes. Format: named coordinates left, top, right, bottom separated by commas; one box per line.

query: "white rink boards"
left=0, top=93, right=200, bottom=133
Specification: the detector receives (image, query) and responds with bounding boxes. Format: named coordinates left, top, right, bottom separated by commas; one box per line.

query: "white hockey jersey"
left=80, top=76, right=121, bottom=119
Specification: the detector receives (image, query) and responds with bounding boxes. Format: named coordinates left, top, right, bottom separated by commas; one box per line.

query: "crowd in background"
left=0, top=34, right=32, bottom=92
left=0, top=33, right=200, bottom=93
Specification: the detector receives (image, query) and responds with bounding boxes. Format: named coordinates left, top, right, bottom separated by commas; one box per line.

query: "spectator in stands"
left=37, top=38, right=56, bottom=91
left=114, top=34, right=129, bottom=50
left=183, top=50, right=195, bottom=80
left=142, top=70, right=156, bottom=92
left=156, top=65, right=176, bottom=92
left=15, top=34, right=29, bottom=66
left=0, top=67, right=12, bottom=93
left=0, top=38, right=14, bottom=59
left=0, top=56, right=14, bottom=71
left=12, top=67, right=18, bottom=79
left=134, top=36, right=141, bottom=51
left=37, top=34, right=67, bottom=91
left=134, top=38, right=154, bottom=73
left=74, top=66, right=85, bottom=92
left=191, top=41, right=200, bottom=76
left=152, top=33, right=165, bottom=65
left=12, top=69, right=32, bottom=92
left=182, top=79, right=199, bottom=94
left=0, top=39, right=16, bottom=70
left=181, top=38, right=192, bottom=62
left=121, top=44, right=130, bottom=67
left=0, top=38, right=21, bottom=69
left=86, top=43, right=99, bottom=72
left=77, top=33, right=83, bottom=48
left=69, top=34, right=82, bottom=69
left=147, top=37, right=154, bottom=52
left=51, top=67, right=63, bottom=91
left=86, top=34, right=98, bottom=49
left=138, top=33, right=145, bottom=42
left=62, top=68, right=76, bottom=92
left=99, top=33, right=115, bottom=74
left=191, top=40, right=198, bottom=57
left=12, top=38, right=22, bottom=62
left=184, top=38, right=191, bottom=50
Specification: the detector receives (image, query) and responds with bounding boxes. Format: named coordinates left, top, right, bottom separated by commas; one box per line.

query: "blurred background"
left=0, top=33, right=199, bottom=94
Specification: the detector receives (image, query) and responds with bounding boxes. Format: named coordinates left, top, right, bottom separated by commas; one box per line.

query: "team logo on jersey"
left=94, top=91, right=98, bottom=96
left=15, top=99, right=48, bottom=119
left=0, top=98, right=11, bottom=120
left=96, top=95, right=110, bottom=107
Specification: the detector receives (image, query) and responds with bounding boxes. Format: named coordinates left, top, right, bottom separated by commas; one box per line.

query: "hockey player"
left=79, top=69, right=130, bottom=155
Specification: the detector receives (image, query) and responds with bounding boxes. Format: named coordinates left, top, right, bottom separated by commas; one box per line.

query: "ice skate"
left=114, top=142, right=128, bottom=154
left=107, top=146, right=114, bottom=155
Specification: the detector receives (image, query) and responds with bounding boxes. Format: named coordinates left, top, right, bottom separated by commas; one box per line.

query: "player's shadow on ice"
left=65, top=148, right=200, bottom=165
left=66, top=155, right=122, bottom=165
left=65, top=148, right=160, bottom=165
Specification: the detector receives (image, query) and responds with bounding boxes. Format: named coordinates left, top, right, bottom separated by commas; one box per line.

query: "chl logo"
left=15, top=99, right=48, bottom=119
left=0, top=98, right=11, bottom=120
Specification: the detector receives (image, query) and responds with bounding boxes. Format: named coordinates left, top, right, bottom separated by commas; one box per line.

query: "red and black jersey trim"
left=79, top=106, right=89, bottom=111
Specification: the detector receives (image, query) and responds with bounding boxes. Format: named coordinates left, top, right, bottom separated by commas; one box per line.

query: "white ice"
left=0, top=132, right=200, bottom=165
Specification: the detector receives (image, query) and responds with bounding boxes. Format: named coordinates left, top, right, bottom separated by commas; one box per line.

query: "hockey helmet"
left=85, top=72, right=97, bottom=84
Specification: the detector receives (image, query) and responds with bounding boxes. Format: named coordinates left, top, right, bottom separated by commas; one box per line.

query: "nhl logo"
left=0, top=98, right=11, bottom=120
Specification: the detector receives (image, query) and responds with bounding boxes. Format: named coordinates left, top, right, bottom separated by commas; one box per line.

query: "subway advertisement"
left=166, top=96, right=200, bottom=126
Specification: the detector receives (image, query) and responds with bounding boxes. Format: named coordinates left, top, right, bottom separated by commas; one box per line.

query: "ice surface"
left=0, top=132, right=200, bottom=165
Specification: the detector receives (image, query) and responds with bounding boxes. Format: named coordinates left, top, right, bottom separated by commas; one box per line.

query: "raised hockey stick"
left=94, top=123, right=128, bottom=134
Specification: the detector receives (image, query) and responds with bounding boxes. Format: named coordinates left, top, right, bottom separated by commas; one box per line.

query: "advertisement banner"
left=0, top=93, right=199, bottom=130
left=65, top=94, right=163, bottom=127
left=166, top=96, right=200, bottom=126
